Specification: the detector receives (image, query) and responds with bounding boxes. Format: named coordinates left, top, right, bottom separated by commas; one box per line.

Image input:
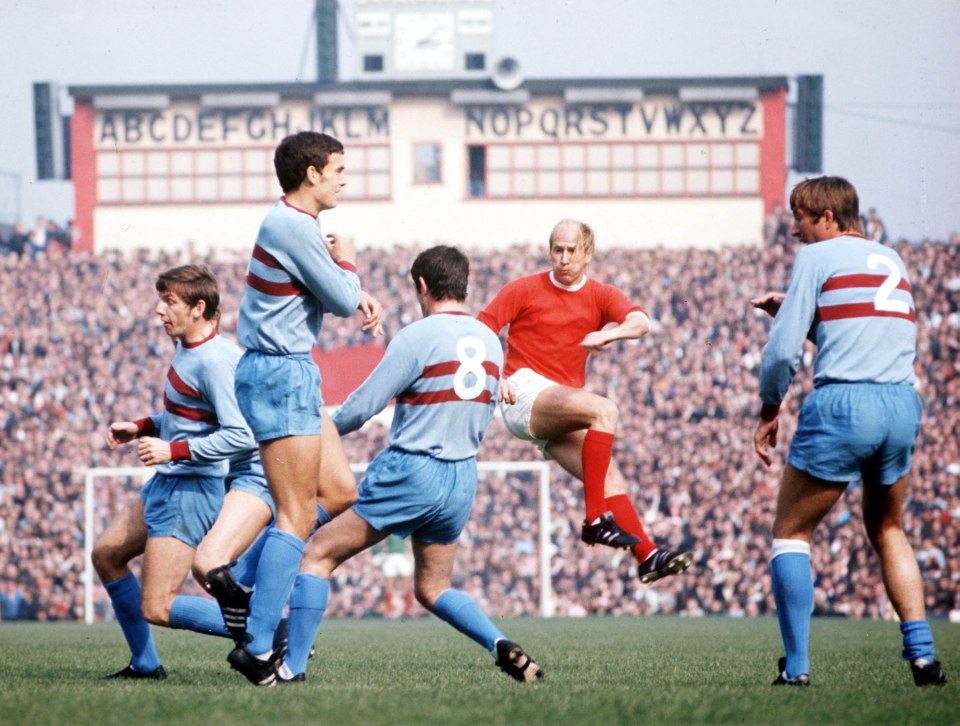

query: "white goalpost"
left=82, top=460, right=553, bottom=624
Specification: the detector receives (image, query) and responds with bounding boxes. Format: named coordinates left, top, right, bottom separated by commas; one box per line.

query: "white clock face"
left=394, top=12, right=455, bottom=72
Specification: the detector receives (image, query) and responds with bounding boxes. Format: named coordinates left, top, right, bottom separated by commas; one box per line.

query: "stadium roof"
left=69, top=75, right=789, bottom=101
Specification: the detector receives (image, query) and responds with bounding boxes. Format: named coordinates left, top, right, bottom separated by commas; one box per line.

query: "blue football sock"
left=169, top=595, right=230, bottom=638
left=246, top=528, right=305, bottom=655
left=770, top=540, right=812, bottom=678
left=432, top=589, right=505, bottom=653
left=232, top=528, right=270, bottom=589
left=104, top=573, right=161, bottom=672
left=285, top=573, right=330, bottom=676
left=311, top=504, right=332, bottom=534
left=900, top=620, right=935, bottom=662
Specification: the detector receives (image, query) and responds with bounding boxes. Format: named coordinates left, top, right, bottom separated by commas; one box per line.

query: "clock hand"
left=417, top=25, right=442, bottom=47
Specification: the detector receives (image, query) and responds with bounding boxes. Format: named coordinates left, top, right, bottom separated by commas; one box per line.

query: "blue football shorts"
left=788, top=383, right=921, bottom=485
left=226, top=469, right=276, bottom=518
left=140, top=473, right=224, bottom=547
left=235, top=350, right=323, bottom=441
left=353, top=447, right=477, bottom=545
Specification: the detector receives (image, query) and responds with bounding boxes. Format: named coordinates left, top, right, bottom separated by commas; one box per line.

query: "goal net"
left=82, top=461, right=552, bottom=624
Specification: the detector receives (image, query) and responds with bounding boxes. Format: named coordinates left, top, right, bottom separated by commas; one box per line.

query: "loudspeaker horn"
left=491, top=57, right=523, bottom=91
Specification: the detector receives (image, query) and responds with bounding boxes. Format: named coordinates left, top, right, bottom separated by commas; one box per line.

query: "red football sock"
left=605, top=493, right=657, bottom=561
left=581, top=430, right=615, bottom=522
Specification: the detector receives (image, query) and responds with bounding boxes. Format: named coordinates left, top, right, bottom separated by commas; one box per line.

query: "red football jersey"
left=478, top=272, right=644, bottom=388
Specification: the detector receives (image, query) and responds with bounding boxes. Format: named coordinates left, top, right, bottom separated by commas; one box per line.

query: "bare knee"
left=91, top=541, right=128, bottom=582
left=590, top=396, right=619, bottom=432
left=141, top=598, right=172, bottom=626
left=413, top=575, right=451, bottom=611
left=320, top=477, right=358, bottom=518
left=865, top=521, right=906, bottom=555
left=191, top=557, right=214, bottom=588
left=414, top=581, right=440, bottom=611
left=192, top=544, right=223, bottom=585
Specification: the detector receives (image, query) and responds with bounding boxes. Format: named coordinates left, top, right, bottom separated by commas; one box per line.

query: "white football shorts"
left=499, top=367, right=559, bottom=457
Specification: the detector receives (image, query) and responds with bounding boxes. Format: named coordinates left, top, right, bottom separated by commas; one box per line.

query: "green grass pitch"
left=0, top=617, right=956, bottom=725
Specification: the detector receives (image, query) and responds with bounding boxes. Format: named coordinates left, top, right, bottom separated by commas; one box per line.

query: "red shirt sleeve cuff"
left=760, top=403, right=781, bottom=421
left=169, top=440, right=191, bottom=461
left=134, top=418, right=156, bottom=437
left=337, top=260, right=357, bottom=274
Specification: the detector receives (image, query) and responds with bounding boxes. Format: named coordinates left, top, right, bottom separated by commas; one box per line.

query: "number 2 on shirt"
left=867, top=253, right=910, bottom=315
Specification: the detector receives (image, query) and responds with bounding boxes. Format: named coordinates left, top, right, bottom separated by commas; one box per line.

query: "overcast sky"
left=1, top=0, right=958, bottom=240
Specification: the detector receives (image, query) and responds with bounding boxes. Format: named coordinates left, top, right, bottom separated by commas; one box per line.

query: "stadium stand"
left=0, top=232, right=957, bottom=621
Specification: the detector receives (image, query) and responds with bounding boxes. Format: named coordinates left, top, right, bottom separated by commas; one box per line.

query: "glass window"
left=539, top=145, right=560, bottom=169
left=587, top=170, right=609, bottom=196
left=737, top=142, right=760, bottom=166
left=688, top=143, right=710, bottom=169
left=587, top=144, right=609, bottom=168
left=120, top=152, right=144, bottom=175
left=662, top=169, right=684, bottom=195
left=562, top=144, right=585, bottom=169
left=244, top=148, right=269, bottom=173
left=563, top=171, right=585, bottom=196
left=465, top=53, right=485, bottom=71
left=368, top=146, right=390, bottom=168
left=712, top=143, right=734, bottom=167
left=711, top=168, right=735, bottom=194
left=367, top=172, right=391, bottom=198
left=171, top=177, right=192, bottom=202
left=488, top=145, right=510, bottom=169
left=736, top=168, right=760, bottom=194
left=540, top=170, right=561, bottom=196
left=637, top=145, right=659, bottom=168
left=488, top=170, right=510, bottom=197
left=98, top=178, right=120, bottom=203
left=637, top=170, right=659, bottom=194
left=688, top=169, right=709, bottom=194
left=195, top=177, right=217, bottom=202
left=123, top=177, right=145, bottom=203
left=613, top=144, right=635, bottom=169
left=413, top=143, right=442, bottom=184
left=612, top=169, right=635, bottom=196
left=196, top=151, right=218, bottom=175
left=246, top=174, right=272, bottom=201
left=514, top=145, right=536, bottom=169
left=147, top=177, right=169, bottom=202
left=171, top=151, right=193, bottom=175
left=662, top=144, right=684, bottom=168
left=98, top=152, right=119, bottom=176
left=146, top=151, right=169, bottom=175
left=468, top=145, right=486, bottom=197
left=514, top=172, right=535, bottom=196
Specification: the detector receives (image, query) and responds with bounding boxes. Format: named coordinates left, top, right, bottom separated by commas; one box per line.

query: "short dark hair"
left=410, top=245, right=469, bottom=302
left=274, top=132, right=345, bottom=193
left=789, top=176, right=862, bottom=232
left=156, top=264, right=220, bottom=321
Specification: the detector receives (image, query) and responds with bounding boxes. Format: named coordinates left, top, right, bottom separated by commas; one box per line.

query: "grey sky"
left=2, top=0, right=958, bottom=240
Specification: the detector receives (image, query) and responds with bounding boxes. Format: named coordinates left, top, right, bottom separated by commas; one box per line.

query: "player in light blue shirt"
left=227, top=132, right=384, bottom=685
left=753, top=176, right=946, bottom=688
left=273, top=246, right=543, bottom=685
left=94, top=265, right=256, bottom=680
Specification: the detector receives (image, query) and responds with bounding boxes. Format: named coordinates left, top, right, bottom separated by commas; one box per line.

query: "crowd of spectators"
left=0, top=229, right=957, bottom=624
left=0, top=217, right=76, bottom=260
